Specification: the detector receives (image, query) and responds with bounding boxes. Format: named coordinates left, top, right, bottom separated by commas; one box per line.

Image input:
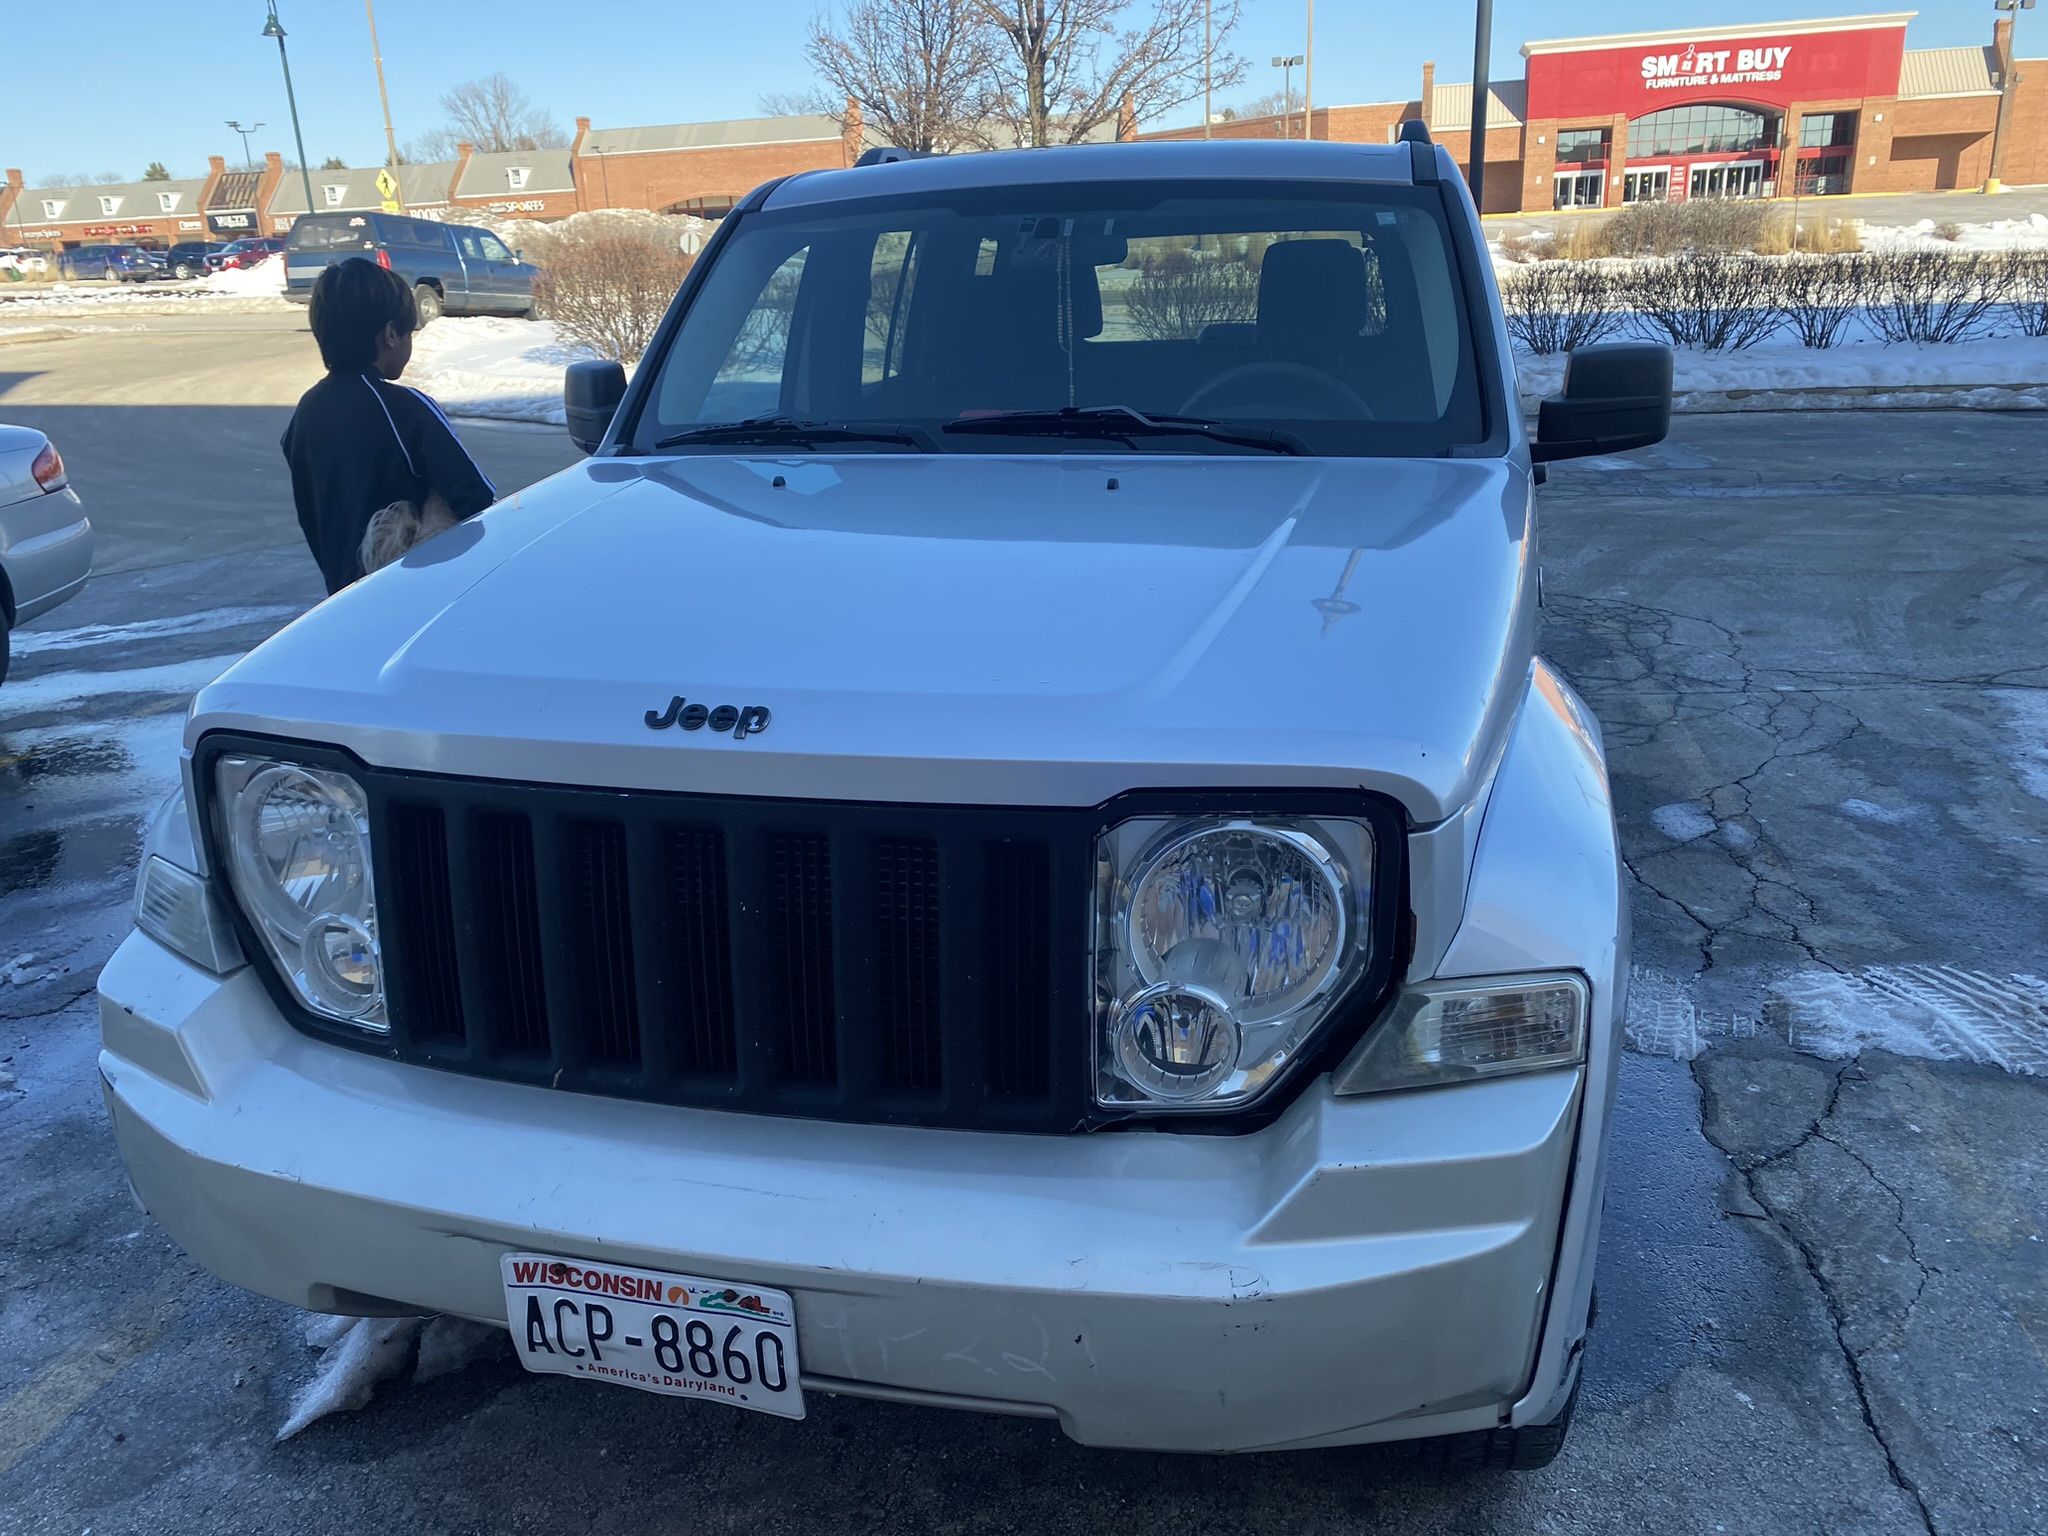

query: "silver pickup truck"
left=102, top=130, right=1671, bottom=1466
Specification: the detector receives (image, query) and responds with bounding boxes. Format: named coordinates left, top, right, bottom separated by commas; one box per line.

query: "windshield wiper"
left=941, top=405, right=1306, bottom=456
left=654, top=415, right=933, bottom=452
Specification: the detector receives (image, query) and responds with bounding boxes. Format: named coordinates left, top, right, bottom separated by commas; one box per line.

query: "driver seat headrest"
left=1257, top=239, right=1372, bottom=350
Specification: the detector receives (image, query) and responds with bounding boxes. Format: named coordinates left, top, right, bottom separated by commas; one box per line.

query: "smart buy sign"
left=1641, top=42, right=1792, bottom=90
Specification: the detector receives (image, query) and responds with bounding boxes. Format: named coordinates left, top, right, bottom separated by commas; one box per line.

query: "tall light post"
left=225, top=119, right=266, bottom=169
left=1987, top=0, right=2035, bottom=192
left=1469, top=0, right=1495, bottom=211
left=261, top=1, right=317, bottom=226
left=364, top=0, right=404, bottom=209
left=1305, top=1, right=1315, bottom=140
left=1272, top=54, right=1305, bottom=138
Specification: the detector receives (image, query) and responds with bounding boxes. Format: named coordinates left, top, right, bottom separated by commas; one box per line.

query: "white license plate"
left=501, top=1253, right=803, bottom=1419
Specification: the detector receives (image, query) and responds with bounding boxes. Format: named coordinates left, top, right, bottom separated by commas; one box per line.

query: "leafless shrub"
left=1124, top=250, right=1259, bottom=340
left=1931, top=221, right=1964, bottom=243
left=1500, top=261, right=1625, bottom=355
left=2002, top=251, right=2048, bottom=338
left=1864, top=250, right=2011, bottom=344
left=1755, top=209, right=1863, bottom=255
left=1594, top=199, right=1777, bottom=259
left=1497, top=232, right=1553, bottom=265
left=1771, top=253, right=1871, bottom=348
left=531, top=237, right=693, bottom=363
left=1630, top=251, right=1781, bottom=350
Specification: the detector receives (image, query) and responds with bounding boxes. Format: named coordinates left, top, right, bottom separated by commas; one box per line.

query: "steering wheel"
left=1181, top=361, right=1374, bottom=421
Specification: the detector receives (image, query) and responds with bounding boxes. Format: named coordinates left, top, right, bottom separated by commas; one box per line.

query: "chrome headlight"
left=1094, top=816, right=1376, bottom=1111
left=214, top=754, right=386, bottom=1031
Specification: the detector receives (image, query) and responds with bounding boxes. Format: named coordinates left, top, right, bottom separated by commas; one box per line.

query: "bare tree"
left=973, top=0, right=1246, bottom=147
left=779, top=0, right=998, bottom=153
left=1225, top=88, right=1293, bottom=121
left=408, top=73, right=566, bottom=161
left=39, top=170, right=126, bottom=186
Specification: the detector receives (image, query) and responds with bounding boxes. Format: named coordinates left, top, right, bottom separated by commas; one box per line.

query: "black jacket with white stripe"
left=280, top=369, right=496, bottom=594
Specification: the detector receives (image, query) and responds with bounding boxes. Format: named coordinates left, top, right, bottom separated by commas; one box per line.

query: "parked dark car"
left=282, top=212, right=538, bottom=321
left=163, top=241, right=229, bottom=280
left=206, top=237, right=285, bottom=273
left=56, top=244, right=159, bottom=282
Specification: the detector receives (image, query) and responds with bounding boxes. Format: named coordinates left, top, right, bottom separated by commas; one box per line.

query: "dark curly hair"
left=308, top=256, right=418, bottom=370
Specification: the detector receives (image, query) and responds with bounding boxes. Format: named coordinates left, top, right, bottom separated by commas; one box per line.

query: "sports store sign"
left=1522, top=15, right=1911, bottom=119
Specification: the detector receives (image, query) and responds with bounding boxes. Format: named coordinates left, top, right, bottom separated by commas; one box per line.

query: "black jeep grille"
left=364, top=774, right=1092, bottom=1131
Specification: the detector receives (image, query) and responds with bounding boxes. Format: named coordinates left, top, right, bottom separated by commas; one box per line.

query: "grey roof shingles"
left=19, top=176, right=207, bottom=221
left=454, top=148, right=575, bottom=198
left=267, top=161, right=461, bottom=216
left=1898, top=46, right=1999, bottom=98
left=581, top=114, right=840, bottom=155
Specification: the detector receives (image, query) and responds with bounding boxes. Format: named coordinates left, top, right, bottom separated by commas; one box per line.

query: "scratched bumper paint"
left=97, top=931, right=1584, bottom=1452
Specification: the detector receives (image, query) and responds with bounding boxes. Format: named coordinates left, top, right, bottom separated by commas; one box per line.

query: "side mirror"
left=565, top=359, right=627, bottom=454
left=1530, top=342, right=1672, bottom=464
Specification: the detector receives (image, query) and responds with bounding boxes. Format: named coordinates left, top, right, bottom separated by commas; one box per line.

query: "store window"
left=1555, top=128, right=1611, bottom=165
left=1630, top=104, right=1775, bottom=158
left=41, top=199, right=65, bottom=220
left=98, top=195, right=122, bottom=215
left=323, top=184, right=346, bottom=207
left=507, top=166, right=531, bottom=190
left=1798, top=113, right=1856, bottom=149
left=1794, top=154, right=1850, bottom=196
left=157, top=191, right=179, bottom=213
left=1622, top=168, right=1670, bottom=204
left=1553, top=170, right=1604, bottom=209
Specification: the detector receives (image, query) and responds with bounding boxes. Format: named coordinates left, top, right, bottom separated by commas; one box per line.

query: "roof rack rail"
left=855, top=146, right=931, bottom=167
left=1397, top=119, right=1432, bottom=145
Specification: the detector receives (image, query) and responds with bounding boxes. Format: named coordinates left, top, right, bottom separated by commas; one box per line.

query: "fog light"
left=301, top=913, right=383, bottom=1021
left=1334, top=973, right=1589, bottom=1095
left=1113, top=982, right=1240, bottom=1101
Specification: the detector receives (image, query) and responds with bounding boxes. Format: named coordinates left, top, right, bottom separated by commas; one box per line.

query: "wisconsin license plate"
left=501, top=1253, right=804, bottom=1419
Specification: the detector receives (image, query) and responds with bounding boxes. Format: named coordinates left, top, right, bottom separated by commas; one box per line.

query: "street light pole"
left=1469, top=0, right=1495, bottom=211
left=225, top=120, right=265, bottom=169
left=364, top=0, right=404, bottom=209
left=1305, top=1, right=1315, bottom=141
left=1272, top=55, right=1305, bottom=138
left=1987, top=0, right=2034, bottom=192
left=262, top=1, right=317, bottom=227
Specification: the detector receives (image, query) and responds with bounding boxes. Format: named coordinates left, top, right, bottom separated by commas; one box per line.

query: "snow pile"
left=1864, top=212, right=2048, bottom=254
left=1515, top=333, right=2048, bottom=412
left=406, top=315, right=612, bottom=425
left=278, top=1314, right=511, bottom=1439
left=496, top=207, right=712, bottom=258
left=202, top=255, right=286, bottom=296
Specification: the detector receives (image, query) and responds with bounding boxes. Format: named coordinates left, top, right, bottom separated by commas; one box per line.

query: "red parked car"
left=205, top=237, right=285, bottom=273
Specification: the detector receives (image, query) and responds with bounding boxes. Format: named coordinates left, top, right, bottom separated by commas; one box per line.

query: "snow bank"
left=405, top=315, right=613, bottom=425
left=1864, top=212, right=2048, bottom=254
left=202, top=255, right=286, bottom=296
left=1515, top=333, right=2048, bottom=412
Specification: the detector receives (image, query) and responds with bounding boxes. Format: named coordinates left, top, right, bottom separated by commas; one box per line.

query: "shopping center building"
left=1145, top=11, right=2044, bottom=214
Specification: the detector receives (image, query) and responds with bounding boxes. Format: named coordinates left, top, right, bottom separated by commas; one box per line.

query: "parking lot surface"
left=2, top=316, right=2044, bottom=1534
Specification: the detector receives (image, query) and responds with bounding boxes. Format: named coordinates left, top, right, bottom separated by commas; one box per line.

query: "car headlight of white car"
left=1093, top=815, right=1379, bottom=1111
left=212, top=753, right=386, bottom=1031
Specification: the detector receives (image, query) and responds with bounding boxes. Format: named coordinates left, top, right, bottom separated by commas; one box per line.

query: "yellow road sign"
left=374, top=168, right=398, bottom=201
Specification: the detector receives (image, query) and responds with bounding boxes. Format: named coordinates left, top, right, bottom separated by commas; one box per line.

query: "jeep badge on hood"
left=645, top=696, right=772, bottom=738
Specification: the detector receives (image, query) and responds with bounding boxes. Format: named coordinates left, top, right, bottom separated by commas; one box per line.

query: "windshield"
left=633, top=179, right=1493, bottom=457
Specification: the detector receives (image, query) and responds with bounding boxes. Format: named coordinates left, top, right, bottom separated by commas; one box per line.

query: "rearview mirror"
left=1530, top=342, right=1672, bottom=464
left=565, top=359, right=628, bottom=454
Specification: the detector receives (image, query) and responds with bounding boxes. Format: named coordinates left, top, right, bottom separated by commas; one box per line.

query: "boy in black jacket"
left=281, top=258, right=495, bottom=593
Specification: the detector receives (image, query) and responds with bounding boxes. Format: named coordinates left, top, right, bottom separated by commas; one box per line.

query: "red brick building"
left=1143, top=11, right=2045, bottom=215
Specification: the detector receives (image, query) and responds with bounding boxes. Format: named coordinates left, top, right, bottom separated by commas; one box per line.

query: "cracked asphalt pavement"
left=1, top=322, right=2044, bottom=1535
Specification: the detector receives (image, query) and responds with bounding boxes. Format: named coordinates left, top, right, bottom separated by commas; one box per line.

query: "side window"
left=862, top=231, right=919, bottom=388
left=456, top=232, right=485, bottom=260
left=480, top=235, right=515, bottom=263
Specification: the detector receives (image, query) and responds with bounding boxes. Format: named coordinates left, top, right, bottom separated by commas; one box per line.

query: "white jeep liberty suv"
left=102, top=130, right=1671, bottom=1466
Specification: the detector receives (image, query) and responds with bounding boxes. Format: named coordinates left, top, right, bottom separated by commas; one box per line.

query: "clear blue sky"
left=7, top=1, right=1995, bottom=184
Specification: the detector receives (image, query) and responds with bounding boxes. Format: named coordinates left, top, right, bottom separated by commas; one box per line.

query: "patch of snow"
left=1993, top=689, right=2048, bottom=802
left=0, top=653, right=238, bottom=716
left=414, top=1316, right=511, bottom=1381
left=1628, top=965, right=2048, bottom=1075
left=12, top=605, right=301, bottom=658
left=201, top=255, right=287, bottom=297
left=404, top=316, right=612, bottom=426
left=278, top=1317, right=423, bottom=1440
left=1863, top=213, right=2048, bottom=254
left=1651, top=801, right=1718, bottom=842
left=1840, top=797, right=1919, bottom=826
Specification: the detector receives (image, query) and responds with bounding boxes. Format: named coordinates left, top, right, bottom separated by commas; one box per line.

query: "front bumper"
left=99, top=930, right=1596, bottom=1453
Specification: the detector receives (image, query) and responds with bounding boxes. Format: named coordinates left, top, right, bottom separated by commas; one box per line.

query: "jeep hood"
left=193, top=453, right=1535, bottom=823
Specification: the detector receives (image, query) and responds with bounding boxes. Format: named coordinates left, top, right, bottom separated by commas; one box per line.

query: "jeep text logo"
left=645, top=696, right=772, bottom=739
left=1640, top=42, right=1791, bottom=89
